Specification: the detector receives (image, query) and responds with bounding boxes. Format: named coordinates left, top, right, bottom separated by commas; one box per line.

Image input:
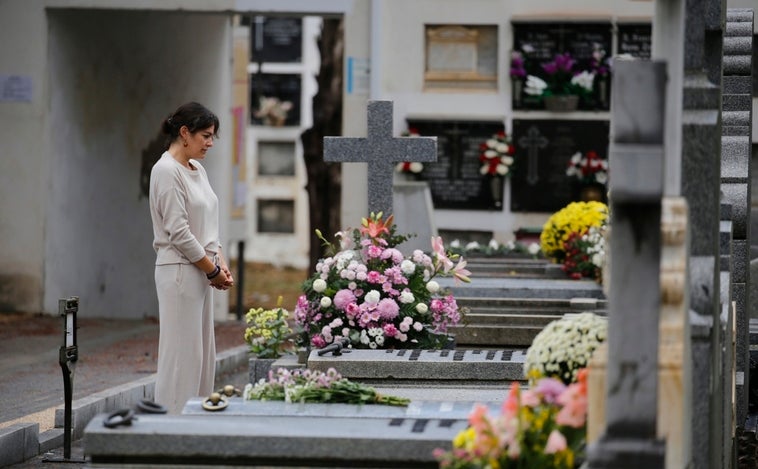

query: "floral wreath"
left=479, top=131, right=515, bottom=176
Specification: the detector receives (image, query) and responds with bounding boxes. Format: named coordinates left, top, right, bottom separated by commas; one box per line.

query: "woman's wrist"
left=206, top=264, right=221, bottom=279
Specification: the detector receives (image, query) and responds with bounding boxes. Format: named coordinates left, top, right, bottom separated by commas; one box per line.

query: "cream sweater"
left=149, top=151, right=220, bottom=265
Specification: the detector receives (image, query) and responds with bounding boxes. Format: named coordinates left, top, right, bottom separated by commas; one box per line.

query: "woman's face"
left=186, top=125, right=215, bottom=160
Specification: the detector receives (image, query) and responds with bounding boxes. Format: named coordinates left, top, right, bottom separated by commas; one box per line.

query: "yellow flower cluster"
left=539, top=201, right=608, bottom=261
left=244, top=299, right=294, bottom=359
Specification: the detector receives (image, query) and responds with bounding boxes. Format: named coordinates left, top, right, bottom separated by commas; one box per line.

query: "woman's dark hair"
left=161, top=102, right=220, bottom=149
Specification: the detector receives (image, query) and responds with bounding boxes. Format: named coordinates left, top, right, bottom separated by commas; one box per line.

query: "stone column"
left=586, top=59, right=667, bottom=469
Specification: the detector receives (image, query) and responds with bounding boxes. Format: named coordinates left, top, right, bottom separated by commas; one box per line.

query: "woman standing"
left=149, top=102, right=233, bottom=413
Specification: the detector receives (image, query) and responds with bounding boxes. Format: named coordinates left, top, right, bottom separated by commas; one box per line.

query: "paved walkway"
left=0, top=312, right=250, bottom=468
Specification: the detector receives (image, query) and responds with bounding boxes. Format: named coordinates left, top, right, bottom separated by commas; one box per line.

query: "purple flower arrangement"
left=295, top=213, right=471, bottom=350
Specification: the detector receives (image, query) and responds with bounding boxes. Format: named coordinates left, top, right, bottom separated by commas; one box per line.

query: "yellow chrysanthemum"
left=540, top=201, right=608, bottom=261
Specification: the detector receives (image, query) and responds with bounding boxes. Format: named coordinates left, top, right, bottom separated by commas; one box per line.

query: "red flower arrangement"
left=566, top=150, right=608, bottom=185
left=479, top=131, right=516, bottom=176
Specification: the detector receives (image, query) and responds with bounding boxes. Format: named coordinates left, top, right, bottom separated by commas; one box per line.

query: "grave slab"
left=84, top=413, right=465, bottom=468
left=308, top=348, right=526, bottom=382
left=182, top=397, right=500, bottom=420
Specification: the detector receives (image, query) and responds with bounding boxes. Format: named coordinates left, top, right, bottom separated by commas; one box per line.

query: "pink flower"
left=333, top=289, right=356, bottom=310
left=366, top=245, right=383, bottom=259
left=366, top=271, right=385, bottom=284
left=452, top=258, right=471, bottom=283
left=544, top=430, right=567, bottom=454
left=383, top=323, right=398, bottom=337
left=431, top=236, right=454, bottom=273
left=377, top=298, right=399, bottom=320
left=311, top=334, right=326, bottom=348
left=556, top=375, right=588, bottom=428
left=534, top=377, right=567, bottom=404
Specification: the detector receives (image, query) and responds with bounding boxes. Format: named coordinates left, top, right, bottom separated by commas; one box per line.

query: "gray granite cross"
left=323, top=100, right=437, bottom=216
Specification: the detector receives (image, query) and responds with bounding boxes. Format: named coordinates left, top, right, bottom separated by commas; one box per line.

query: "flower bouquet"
left=561, top=224, right=607, bottom=281
left=524, top=312, right=607, bottom=385
left=539, top=201, right=609, bottom=263
left=253, top=96, right=293, bottom=126
left=566, top=150, right=608, bottom=186
left=434, top=370, right=589, bottom=469
left=243, top=367, right=410, bottom=406
left=479, top=131, right=515, bottom=177
left=244, top=296, right=295, bottom=359
left=294, top=212, right=471, bottom=351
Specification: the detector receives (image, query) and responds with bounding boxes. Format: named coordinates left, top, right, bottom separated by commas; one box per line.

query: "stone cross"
left=517, top=126, right=548, bottom=185
left=323, top=100, right=437, bottom=216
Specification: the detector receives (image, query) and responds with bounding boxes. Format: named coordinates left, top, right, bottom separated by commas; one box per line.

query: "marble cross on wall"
left=323, top=100, right=437, bottom=216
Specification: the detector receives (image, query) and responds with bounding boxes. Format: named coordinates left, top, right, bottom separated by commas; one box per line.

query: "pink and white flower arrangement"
left=434, top=369, right=589, bottom=469
left=295, top=212, right=471, bottom=350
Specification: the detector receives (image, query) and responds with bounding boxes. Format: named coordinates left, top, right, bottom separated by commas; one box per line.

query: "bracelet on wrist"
left=206, top=264, right=221, bottom=280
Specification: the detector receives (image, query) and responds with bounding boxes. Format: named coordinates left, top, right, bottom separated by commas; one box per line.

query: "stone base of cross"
left=323, top=100, right=437, bottom=216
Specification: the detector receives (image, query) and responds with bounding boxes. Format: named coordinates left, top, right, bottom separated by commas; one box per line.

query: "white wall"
left=0, top=3, right=50, bottom=312
left=363, top=0, right=656, bottom=243
left=41, top=9, right=232, bottom=319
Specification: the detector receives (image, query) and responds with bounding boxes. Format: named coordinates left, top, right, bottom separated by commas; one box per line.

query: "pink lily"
left=431, top=236, right=453, bottom=273
left=452, top=258, right=471, bottom=283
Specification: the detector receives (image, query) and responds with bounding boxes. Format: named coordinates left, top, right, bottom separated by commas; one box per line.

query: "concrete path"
left=0, top=312, right=251, bottom=468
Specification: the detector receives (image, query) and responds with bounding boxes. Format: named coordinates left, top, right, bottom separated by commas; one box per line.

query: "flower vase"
left=598, top=78, right=608, bottom=108
left=544, top=95, right=579, bottom=112
left=512, top=79, right=523, bottom=108
left=248, top=356, right=277, bottom=385
left=489, top=175, right=504, bottom=209
left=579, top=184, right=605, bottom=202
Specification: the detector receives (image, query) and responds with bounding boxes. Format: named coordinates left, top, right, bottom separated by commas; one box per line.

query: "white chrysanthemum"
left=312, top=278, right=327, bottom=292
left=364, top=290, right=381, bottom=304
left=523, top=312, right=607, bottom=384
left=528, top=243, right=541, bottom=255
left=426, top=281, right=440, bottom=293
left=488, top=239, right=499, bottom=250
left=399, top=291, right=415, bottom=304
left=416, top=303, right=429, bottom=314
left=450, top=239, right=461, bottom=248
left=595, top=172, right=608, bottom=184
left=495, top=164, right=509, bottom=176
left=320, top=296, right=332, bottom=308
left=400, top=259, right=416, bottom=275
left=409, top=162, right=424, bottom=173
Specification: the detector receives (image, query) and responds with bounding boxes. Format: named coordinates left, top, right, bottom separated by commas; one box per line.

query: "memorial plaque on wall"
left=511, top=119, right=609, bottom=212
left=512, top=23, right=612, bottom=111
left=406, top=120, right=504, bottom=210
left=257, top=199, right=295, bottom=233
left=258, top=141, right=296, bottom=176
left=242, top=16, right=303, bottom=63
left=250, top=73, right=301, bottom=127
left=617, top=24, right=652, bottom=59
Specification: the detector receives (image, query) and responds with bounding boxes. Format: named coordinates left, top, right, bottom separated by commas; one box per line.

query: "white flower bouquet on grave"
left=294, top=212, right=471, bottom=351
left=243, top=367, right=410, bottom=406
left=524, top=312, right=607, bottom=385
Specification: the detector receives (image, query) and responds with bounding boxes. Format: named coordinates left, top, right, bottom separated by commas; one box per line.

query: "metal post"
left=236, top=240, right=245, bottom=320
left=43, top=296, right=85, bottom=464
